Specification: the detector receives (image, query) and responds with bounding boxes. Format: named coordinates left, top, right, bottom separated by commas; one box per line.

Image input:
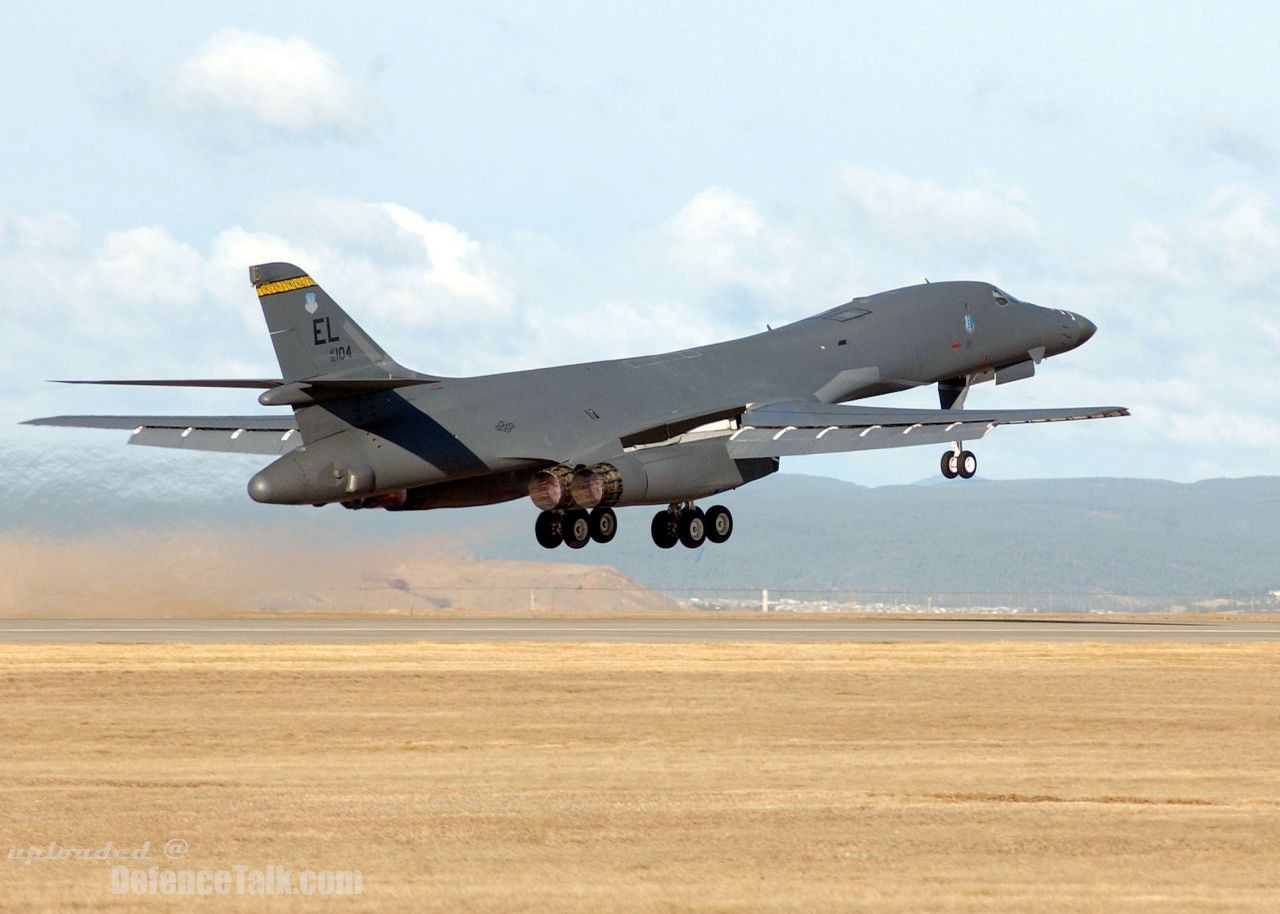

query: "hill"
left=4, top=442, right=1278, bottom=604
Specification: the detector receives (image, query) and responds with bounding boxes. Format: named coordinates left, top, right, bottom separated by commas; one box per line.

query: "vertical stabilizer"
left=250, top=262, right=422, bottom=383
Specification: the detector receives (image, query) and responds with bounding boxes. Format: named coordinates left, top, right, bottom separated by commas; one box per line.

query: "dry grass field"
left=1, top=640, right=1278, bottom=912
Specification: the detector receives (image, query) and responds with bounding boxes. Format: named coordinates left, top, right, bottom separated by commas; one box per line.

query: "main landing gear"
left=535, top=506, right=617, bottom=549
left=940, top=448, right=977, bottom=480
left=533, top=503, right=734, bottom=550
left=650, top=503, right=733, bottom=550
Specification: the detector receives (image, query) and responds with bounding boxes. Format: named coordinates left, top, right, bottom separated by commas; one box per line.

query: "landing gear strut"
left=940, top=447, right=977, bottom=480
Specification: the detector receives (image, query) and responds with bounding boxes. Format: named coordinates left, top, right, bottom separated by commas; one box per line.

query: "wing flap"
left=727, top=423, right=993, bottom=458
left=728, top=401, right=1129, bottom=458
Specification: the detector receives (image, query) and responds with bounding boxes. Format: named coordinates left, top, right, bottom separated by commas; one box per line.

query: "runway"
left=1, top=616, right=1279, bottom=644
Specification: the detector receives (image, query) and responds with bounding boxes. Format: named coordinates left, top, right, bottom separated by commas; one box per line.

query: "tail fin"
left=250, top=262, right=424, bottom=383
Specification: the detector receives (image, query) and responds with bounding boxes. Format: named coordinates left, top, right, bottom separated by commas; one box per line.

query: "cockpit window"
left=992, top=288, right=1012, bottom=307
left=823, top=299, right=872, bottom=322
left=824, top=307, right=871, bottom=322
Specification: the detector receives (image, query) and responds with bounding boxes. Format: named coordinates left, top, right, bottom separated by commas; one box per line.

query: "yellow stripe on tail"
left=256, top=275, right=316, bottom=297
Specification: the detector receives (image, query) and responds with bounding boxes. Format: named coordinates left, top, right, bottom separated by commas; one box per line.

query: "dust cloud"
left=0, top=528, right=671, bottom=616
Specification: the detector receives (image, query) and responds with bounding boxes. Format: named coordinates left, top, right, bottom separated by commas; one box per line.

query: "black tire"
left=940, top=450, right=959, bottom=479
left=564, top=509, right=591, bottom=549
left=704, top=505, right=733, bottom=544
left=589, top=506, right=618, bottom=544
left=678, top=508, right=706, bottom=549
left=958, top=450, right=977, bottom=479
left=534, top=511, right=563, bottom=549
left=650, top=511, right=679, bottom=549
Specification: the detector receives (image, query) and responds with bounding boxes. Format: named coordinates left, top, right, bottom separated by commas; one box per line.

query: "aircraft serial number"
left=329, top=345, right=353, bottom=363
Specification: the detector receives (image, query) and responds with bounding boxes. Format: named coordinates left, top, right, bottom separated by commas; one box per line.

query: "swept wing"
left=23, top=415, right=301, bottom=455
left=723, top=401, right=1129, bottom=458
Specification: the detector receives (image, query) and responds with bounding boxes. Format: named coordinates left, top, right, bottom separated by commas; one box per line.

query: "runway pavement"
left=1, top=617, right=1279, bottom=644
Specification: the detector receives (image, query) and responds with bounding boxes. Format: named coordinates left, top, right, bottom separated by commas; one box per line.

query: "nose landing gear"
left=940, top=447, right=977, bottom=480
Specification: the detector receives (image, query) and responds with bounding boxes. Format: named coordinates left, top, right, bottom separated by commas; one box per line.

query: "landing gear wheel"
left=563, top=509, right=591, bottom=549
left=704, top=505, right=733, bottom=544
left=534, top=511, right=563, bottom=549
left=678, top=508, right=707, bottom=549
left=940, top=450, right=959, bottom=479
left=650, top=510, right=679, bottom=549
left=958, top=450, right=977, bottom=479
left=589, top=506, right=617, bottom=544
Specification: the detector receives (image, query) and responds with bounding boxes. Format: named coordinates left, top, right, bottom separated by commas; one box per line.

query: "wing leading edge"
left=723, top=401, right=1129, bottom=458
left=23, top=415, right=301, bottom=455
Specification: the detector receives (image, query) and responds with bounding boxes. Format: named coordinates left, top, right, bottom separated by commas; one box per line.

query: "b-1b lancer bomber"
left=28, top=263, right=1126, bottom=549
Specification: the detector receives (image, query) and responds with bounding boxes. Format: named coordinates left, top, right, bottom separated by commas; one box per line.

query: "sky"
left=3, top=0, right=1279, bottom=508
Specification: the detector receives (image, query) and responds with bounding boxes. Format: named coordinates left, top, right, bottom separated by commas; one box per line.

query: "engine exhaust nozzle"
left=528, top=465, right=575, bottom=511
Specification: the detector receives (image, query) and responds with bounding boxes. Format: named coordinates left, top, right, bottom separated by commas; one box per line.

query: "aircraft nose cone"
left=1076, top=314, right=1097, bottom=345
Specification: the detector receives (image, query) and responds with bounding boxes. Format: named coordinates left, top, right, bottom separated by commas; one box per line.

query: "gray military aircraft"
left=27, top=262, right=1126, bottom=549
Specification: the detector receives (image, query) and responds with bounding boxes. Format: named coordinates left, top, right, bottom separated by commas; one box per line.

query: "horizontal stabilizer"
left=51, top=376, right=435, bottom=406
left=54, top=378, right=284, bottom=389
left=23, top=415, right=301, bottom=455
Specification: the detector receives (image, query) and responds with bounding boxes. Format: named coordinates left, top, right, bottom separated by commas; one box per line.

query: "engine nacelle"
left=620, top=439, right=775, bottom=505
left=526, top=440, right=777, bottom=511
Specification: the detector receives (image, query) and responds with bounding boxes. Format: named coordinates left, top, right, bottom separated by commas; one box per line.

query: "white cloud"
left=664, top=186, right=863, bottom=323
left=241, top=198, right=518, bottom=337
left=1089, top=184, right=1280, bottom=305
left=87, top=227, right=204, bottom=311
left=1257, top=317, right=1280, bottom=349
left=0, top=199, right=523, bottom=400
left=838, top=166, right=1037, bottom=245
left=1196, top=185, right=1280, bottom=286
left=0, top=217, right=205, bottom=340
left=171, top=30, right=364, bottom=139
left=667, top=186, right=800, bottom=297
left=381, top=203, right=515, bottom=316
left=1098, top=220, right=1196, bottom=288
